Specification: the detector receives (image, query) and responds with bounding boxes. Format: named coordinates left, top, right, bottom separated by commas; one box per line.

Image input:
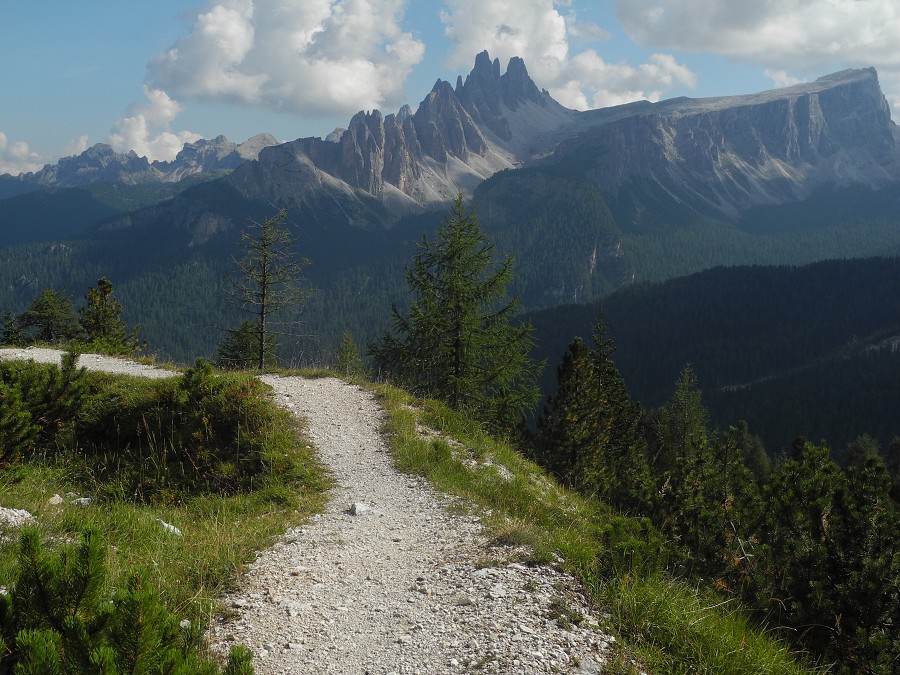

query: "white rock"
left=0, top=507, right=34, bottom=528
left=47, top=494, right=64, bottom=505
left=156, top=518, right=182, bottom=536
left=348, top=502, right=371, bottom=515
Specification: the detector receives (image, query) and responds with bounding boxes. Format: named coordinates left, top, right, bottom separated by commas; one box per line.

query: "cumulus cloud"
left=146, top=0, right=425, bottom=117
left=440, top=0, right=697, bottom=110
left=764, top=69, right=802, bottom=89
left=61, top=135, right=90, bottom=158
left=0, top=132, right=44, bottom=176
left=615, top=0, right=900, bottom=111
left=108, top=86, right=203, bottom=161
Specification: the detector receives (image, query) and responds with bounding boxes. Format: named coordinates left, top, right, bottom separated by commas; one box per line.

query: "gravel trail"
left=0, top=349, right=612, bottom=673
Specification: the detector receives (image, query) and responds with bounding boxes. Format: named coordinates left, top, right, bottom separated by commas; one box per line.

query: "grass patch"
left=373, top=382, right=820, bottom=675
left=0, top=363, right=329, bottom=651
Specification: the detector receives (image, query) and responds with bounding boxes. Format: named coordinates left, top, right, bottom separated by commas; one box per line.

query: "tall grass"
left=0, top=363, right=329, bottom=629
left=373, top=383, right=821, bottom=674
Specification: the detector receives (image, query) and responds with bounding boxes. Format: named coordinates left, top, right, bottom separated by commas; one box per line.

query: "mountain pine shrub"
left=0, top=528, right=253, bottom=674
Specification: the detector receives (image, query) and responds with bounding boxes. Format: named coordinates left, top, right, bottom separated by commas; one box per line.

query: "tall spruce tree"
left=533, top=337, right=596, bottom=484
left=371, top=195, right=540, bottom=429
left=649, top=366, right=760, bottom=576
left=228, top=209, right=309, bottom=372
left=534, top=314, right=651, bottom=512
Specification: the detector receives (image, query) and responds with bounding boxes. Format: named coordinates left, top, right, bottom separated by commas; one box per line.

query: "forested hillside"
left=529, top=256, right=900, bottom=455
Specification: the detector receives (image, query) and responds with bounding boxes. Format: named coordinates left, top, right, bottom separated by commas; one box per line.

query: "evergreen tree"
left=79, top=277, right=141, bottom=355
left=6, top=351, right=89, bottom=448
left=17, top=289, right=79, bottom=344
left=1, top=310, right=25, bottom=346
left=334, top=330, right=367, bottom=378
left=0, top=378, right=38, bottom=467
left=216, top=320, right=276, bottom=370
left=754, top=442, right=845, bottom=656
left=580, top=316, right=652, bottom=514
left=831, top=451, right=900, bottom=669
left=888, top=436, right=900, bottom=501
left=371, top=195, right=540, bottom=429
left=649, top=366, right=761, bottom=578
left=534, top=315, right=651, bottom=512
left=731, top=420, right=770, bottom=485
left=650, top=366, right=714, bottom=555
left=533, top=337, right=596, bottom=484
left=229, top=209, right=309, bottom=372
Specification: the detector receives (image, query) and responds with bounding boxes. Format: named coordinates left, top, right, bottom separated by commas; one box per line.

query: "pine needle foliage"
left=333, top=330, right=367, bottom=379
left=372, top=194, right=541, bottom=430
left=0, top=528, right=254, bottom=674
left=17, top=290, right=79, bottom=345
left=534, top=314, right=652, bottom=513
left=0, top=352, right=89, bottom=465
left=216, top=320, right=276, bottom=371
left=77, top=277, right=141, bottom=356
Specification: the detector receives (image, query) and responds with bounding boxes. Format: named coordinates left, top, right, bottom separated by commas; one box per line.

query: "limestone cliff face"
left=229, top=58, right=900, bottom=224
left=227, top=51, right=573, bottom=218
left=550, top=68, right=900, bottom=217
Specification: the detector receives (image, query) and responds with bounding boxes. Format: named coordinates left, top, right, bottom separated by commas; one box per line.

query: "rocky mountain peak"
left=455, top=51, right=550, bottom=140
left=5, top=133, right=279, bottom=189
left=226, top=55, right=900, bottom=226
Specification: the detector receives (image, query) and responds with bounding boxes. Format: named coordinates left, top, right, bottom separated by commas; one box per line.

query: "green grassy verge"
left=373, top=382, right=821, bottom=675
left=0, top=367, right=329, bottom=630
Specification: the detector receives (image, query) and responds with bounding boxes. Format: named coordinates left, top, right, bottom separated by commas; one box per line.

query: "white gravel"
left=0, top=350, right=613, bottom=673
left=0, top=347, right=176, bottom=379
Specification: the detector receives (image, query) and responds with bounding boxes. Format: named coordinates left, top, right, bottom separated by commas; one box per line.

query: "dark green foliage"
left=533, top=337, right=596, bottom=484
left=0, top=379, right=38, bottom=466
left=596, top=516, right=669, bottom=579
left=78, top=277, right=141, bottom=356
left=529, top=256, right=900, bottom=454
left=754, top=442, right=900, bottom=669
left=0, top=352, right=89, bottom=459
left=1, top=312, right=25, bottom=346
left=648, top=368, right=761, bottom=582
left=372, top=195, right=541, bottom=430
left=0, top=528, right=253, bottom=674
left=333, top=330, right=367, bottom=378
left=216, top=320, right=276, bottom=370
left=533, top=315, right=651, bottom=513
left=17, top=290, right=79, bottom=344
left=74, top=360, right=294, bottom=501
left=731, top=420, right=771, bottom=485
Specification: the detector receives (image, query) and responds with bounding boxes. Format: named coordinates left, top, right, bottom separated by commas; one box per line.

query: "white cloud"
left=0, top=131, right=44, bottom=176
left=440, top=0, right=697, bottom=110
left=146, top=0, right=425, bottom=117
left=764, top=69, right=802, bottom=89
left=61, top=135, right=90, bottom=158
left=615, top=0, right=900, bottom=112
left=108, top=86, right=203, bottom=161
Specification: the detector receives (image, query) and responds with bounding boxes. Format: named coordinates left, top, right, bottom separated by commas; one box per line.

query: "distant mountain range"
left=2, top=51, right=900, bottom=367
left=0, top=133, right=279, bottom=198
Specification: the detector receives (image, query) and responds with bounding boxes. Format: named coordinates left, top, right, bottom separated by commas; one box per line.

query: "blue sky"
left=3, top=1, right=899, bottom=175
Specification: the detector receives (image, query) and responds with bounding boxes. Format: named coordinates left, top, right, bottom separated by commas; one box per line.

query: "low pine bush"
left=0, top=528, right=253, bottom=674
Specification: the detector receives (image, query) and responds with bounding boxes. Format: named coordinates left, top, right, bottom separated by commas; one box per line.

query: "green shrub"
left=0, top=528, right=253, bottom=674
left=0, top=353, right=89, bottom=465
left=73, top=360, right=299, bottom=501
